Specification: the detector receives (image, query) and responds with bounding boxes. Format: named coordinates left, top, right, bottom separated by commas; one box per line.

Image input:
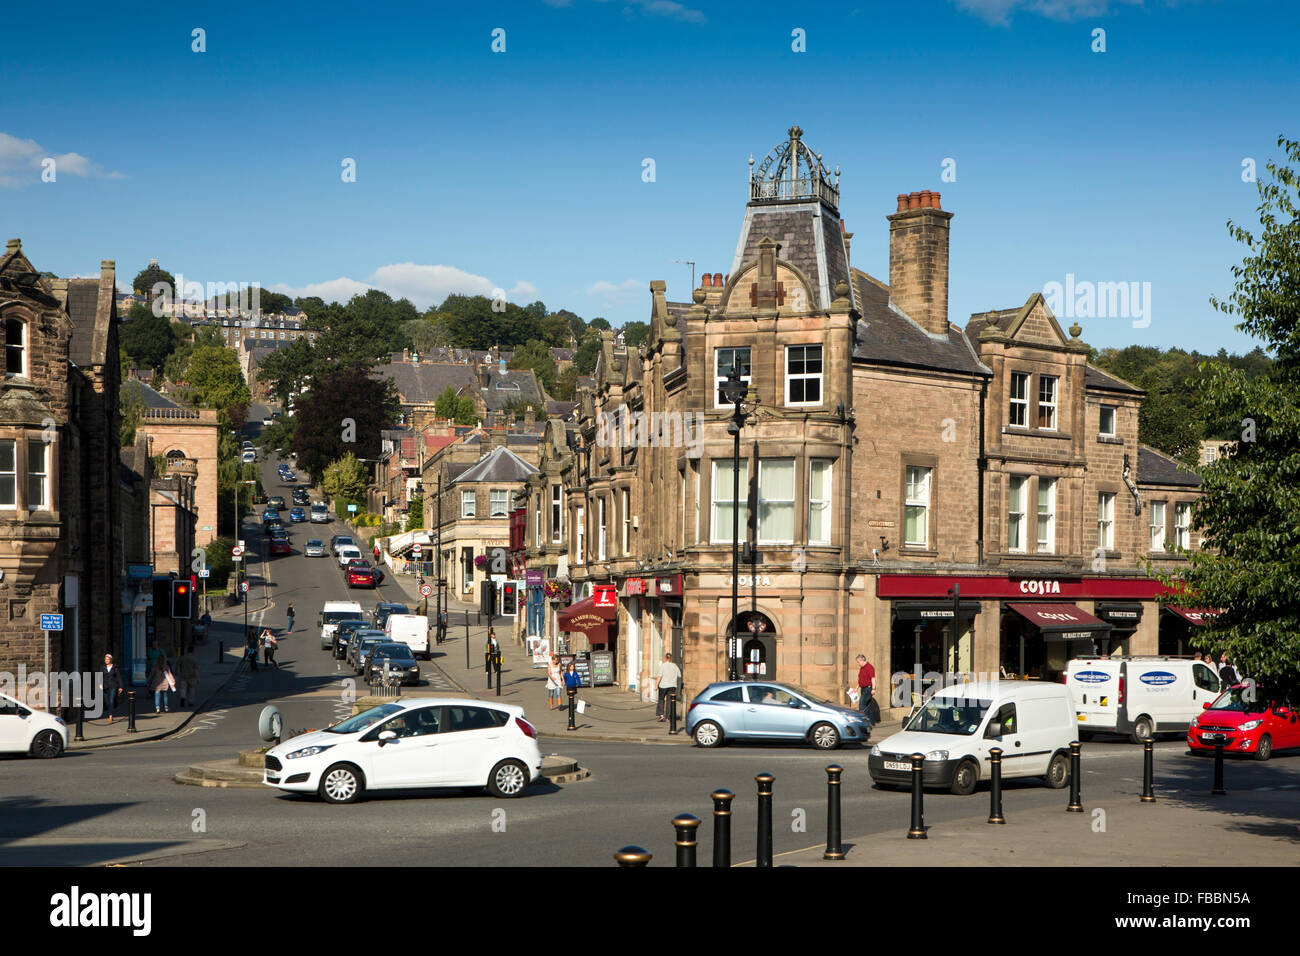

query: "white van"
left=1067, top=656, right=1223, bottom=743
left=869, top=680, right=1075, bottom=795
left=385, top=613, right=431, bottom=660
left=319, top=600, right=364, bottom=650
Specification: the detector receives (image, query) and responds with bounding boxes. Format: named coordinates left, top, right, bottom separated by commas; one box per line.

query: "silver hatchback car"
left=686, top=681, right=871, bottom=750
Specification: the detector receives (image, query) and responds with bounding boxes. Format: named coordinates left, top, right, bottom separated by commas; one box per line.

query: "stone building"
left=526, top=128, right=1207, bottom=713
left=0, top=240, right=122, bottom=700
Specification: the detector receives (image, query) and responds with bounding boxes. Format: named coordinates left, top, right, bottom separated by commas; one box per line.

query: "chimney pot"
left=920, top=190, right=932, bottom=207
left=712, top=272, right=723, bottom=287
left=908, top=191, right=922, bottom=209
left=896, top=194, right=908, bottom=212
left=701, top=273, right=712, bottom=288
left=931, top=191, right=941, bottom=209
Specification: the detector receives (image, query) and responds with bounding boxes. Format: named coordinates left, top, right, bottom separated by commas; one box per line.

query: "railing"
left=750, top=175, right=839, bottom=208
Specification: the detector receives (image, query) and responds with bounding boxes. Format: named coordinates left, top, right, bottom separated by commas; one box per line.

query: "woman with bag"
left=147, top=653, right=176, bottom=713
left=261, top=628, right=280, bottom=670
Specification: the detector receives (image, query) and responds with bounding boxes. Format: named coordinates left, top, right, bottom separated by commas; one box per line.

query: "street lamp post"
left=719, top=364, right=748, bottom=682
left=436, top=471, right=445, bottom=643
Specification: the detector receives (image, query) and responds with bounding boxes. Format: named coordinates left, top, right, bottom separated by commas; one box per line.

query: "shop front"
left=1159, top=605, right=1219, bottom=655
left=1002, top=603, right=1111, bottom=681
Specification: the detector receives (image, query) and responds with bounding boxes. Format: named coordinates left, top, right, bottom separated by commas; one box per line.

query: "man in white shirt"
left=655, top=653, right=681, bottom=722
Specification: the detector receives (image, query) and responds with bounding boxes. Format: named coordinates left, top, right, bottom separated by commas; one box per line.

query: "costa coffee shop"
left=876, top=574, right=1170, bottom=683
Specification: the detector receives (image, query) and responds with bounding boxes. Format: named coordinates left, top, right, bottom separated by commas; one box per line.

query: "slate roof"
left=1085, top=365, right=1145, bottom=395
left=1137, top=444, right=1201, bottom=487
left=452, top=446, right=539, bottom=484
left=376, top=361, right=479, bottom=405
left=64, top=278, right=104, bottom=367
left=462, top=432, right=541, bottom=447
left=849, top=269, right=989, bottom=377
left=546, top=401, right=578, bottom=420
left=122, top=379, right=181, bottom=411
left=550, top=348, right=576, bottom=362
left=481, top=368, right=543, bottom=411
left=731, top=200, right=854, bottom=312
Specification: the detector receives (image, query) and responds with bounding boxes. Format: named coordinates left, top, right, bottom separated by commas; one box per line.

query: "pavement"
left=379, top=569, right=906, bottom=746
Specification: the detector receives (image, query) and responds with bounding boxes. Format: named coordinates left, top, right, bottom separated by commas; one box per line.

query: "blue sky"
left=3, top=0, right=1297, bottom=354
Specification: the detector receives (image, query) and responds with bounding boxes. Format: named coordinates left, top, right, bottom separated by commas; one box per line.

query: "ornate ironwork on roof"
left=749, top=125, right=840, bottom=211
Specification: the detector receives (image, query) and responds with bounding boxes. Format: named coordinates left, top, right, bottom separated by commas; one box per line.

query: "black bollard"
left=74, top=704, right=85, bottom=742
left=824, top=765, right=845, bottom=860
left=1211, top=740, right=1226, bottom=795
left=464, top=615, right=470, bottom=670
left=988, top=747, right=1005, bottom=824
left=711, top=789, right=734, bottom=868
left=613, top=846, right=652, bottom=867
left=755, top=772, right=774, bottom=867
left=668, top=689, right=678, bottom=735
left=567, top=687, right=577, bottom=731
left=1141, top=738, right=1156, bottom=803
left=673, top=814, right=701, bottom=868
left=1066, top=741, right=1084, bottom=812
left=486, top=651, right=492, bottom=689
left=907, top=753, right=927, bottom=839
left=218, top=640, right=224, bottom=664
left=126, top=691, right=138, bottom=734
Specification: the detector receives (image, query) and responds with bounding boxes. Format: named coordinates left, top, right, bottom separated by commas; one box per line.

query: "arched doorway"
left=727, top=610, right=777, bottom=680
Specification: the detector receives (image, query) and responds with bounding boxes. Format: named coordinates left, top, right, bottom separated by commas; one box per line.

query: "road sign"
left=412, top=543, right=423, bottom=555
left=232, top=546, right=244, bottom=558
left=348, top=504, right=358, bottom=513
left=240, top=581, right=250, bottom=593
left=419, top=583, right=433, bottom=598
left=198, top=569, right=210, bottom=578
left=40, top=614, right=64, bottom=631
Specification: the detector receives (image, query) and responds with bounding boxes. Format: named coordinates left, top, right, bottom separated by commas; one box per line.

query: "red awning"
left=558, top=596, right=615, bottom=643
left=1007, top=603, right=1111, bottom=641
left=1164, top=606, right=1220, bottom=625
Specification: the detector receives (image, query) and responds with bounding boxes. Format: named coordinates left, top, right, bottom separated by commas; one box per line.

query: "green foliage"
left=292, top=365, right=400, bottom=481
left=574, top=334, right=601, bottom=375
left=507, top=338, right=557, bottom=395
left=187, top=346, right=251, bottom=418
left=588, top=317, right=611, bottom=332
left=203, top=537, right=236, bottom=590
left=313, top=289, right=417, bottom=365
left=552, top=366, right=580, bottom=401
left=132, top=263, right=175, bottom=298
left=256, top=417, right=297, bottom=452
left=1165, top=135, right=1300, bottom=699
left=405, top=496, right=424, bottom=531
left=119, top=384, right=145, bottom=447
left=404, top=314, right=452, bottom=355
left=256, top=337, right=315, bottom=409
left=119, top=304, right=178, bottom=373
left=323, top=453, right=369, bottom=505
left=622, top=321, right=649, bottom=348
left=434, top=385, right=477, bottom=425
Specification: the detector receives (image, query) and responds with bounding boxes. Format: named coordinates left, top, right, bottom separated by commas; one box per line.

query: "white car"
left=0, top=692, right=69, bottom=758
left=263, top=699, right=543, bottom=803
left=241, top=450, right=257, bottom=464
left=263, top=418, right=274, bottom=426
left=336, top=545, right=363, bottom=568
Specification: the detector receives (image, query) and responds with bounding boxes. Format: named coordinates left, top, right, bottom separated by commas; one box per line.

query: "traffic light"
left=480, top=580, right=496, bottom=617
left=171, top=580, right=192, bottom=619
left=152, top=578, right=173, bottom=618
left=502, top=582, right=517, bottom=616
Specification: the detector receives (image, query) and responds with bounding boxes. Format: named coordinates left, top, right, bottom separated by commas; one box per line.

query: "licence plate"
left=883, top=760, right=912, bottom=772
left=1077, top=715, right=1087, bottom=721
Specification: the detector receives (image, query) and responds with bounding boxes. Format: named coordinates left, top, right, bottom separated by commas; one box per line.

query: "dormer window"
left=4, top=318, right=25, bottom=378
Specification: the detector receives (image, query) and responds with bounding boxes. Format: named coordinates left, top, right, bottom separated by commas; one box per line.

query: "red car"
left=1187, top=684, right=1300, bottom=761
left=269, top=537, right=291, bottom=556
left=346, top=561, right=384, bottom=588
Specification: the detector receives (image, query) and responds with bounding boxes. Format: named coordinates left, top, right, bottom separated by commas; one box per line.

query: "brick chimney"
left=524, top=405, right=536, bottom=428
left=887, top=190, right=952, bottom=336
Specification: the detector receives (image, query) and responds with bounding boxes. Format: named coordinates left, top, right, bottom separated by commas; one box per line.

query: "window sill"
left=900, top=546, right=938, bottom=557
left=1097, top=434, right=1123, bottom=444
left=1001, top=426, right=1072, bottom=440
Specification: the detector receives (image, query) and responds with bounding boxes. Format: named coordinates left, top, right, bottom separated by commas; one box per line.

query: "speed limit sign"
left=419, top=583, right=433, bottom=598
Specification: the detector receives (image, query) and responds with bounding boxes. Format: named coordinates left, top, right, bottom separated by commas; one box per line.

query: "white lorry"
left=384, top=613, right=431, bottom=660
left=1067, top=656, right=1223, bottom=743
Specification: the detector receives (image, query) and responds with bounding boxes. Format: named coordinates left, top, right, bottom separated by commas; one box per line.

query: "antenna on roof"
left=671, top=259, right=696, bottom=289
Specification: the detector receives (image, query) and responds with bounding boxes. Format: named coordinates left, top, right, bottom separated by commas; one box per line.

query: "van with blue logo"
left=1067, top=657, right=1222, bottom=743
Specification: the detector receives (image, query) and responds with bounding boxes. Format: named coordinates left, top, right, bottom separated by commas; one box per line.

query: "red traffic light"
left=175, top=583, right=190, bottom=595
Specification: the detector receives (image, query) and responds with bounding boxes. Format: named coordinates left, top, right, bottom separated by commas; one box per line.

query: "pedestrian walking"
left=177, top=651, right=200, bottom=708
left=485, top=628, right=499, bottom=674
left=246, top=626, right=260, bottom=671
left=655, top=653, right=681, bottom=722
left=563, top=660, right=581, bottom=692
left=546, top=655, right=563, bottom=710
left=198, top=610, right=212, bottom=642
left=261, top=628, right=280, bottom=669
left=1218, top=654, right=1238, bottom=686
left=854, top=654, right=876, bottom=728
left=99, top=653, right=124, bottom=723
left=286, top=603, right=295, bottom=634
left=147, top=654, right=176, bottom=713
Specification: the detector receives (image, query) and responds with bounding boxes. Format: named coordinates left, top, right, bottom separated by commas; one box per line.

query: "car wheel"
left=693, top=720, right=724, bottom=748
left=30, top=730, right=63, bottom=759
left=810, top=722, right=841, bottom=750
left=319, top=763, right=364, bottom=804
left=950, top=759, right=978, bottom=796
left=1130, top=716, right=1154, bottom=744
left=1044, top=751, right=1069, bottom=788
left=1255, top=734, right=1273, bottom=761
left=488, top=759, right=529, bottom=798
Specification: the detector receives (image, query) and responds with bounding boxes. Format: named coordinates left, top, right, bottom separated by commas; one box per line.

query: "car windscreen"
left=323, top=611, right=363, bottom=625
left=1208, top=686, right=1270, bottom=715
left=904, top=698, right=993, bottom=736
left=326, top=703, right=403, bottom=734
left=372, top=644, right=414, bottom=660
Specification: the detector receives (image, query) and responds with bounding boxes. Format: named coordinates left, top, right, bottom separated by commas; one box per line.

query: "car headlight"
left=286, top=745, right=334, bottom=759
left=925, top=750, right=949, bottom=761
left=1238, top=719, right=1262, bottom=731
left=870, top=744, right=881, bottom=757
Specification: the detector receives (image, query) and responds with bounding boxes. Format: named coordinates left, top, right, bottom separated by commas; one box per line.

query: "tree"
left=406, top=497, right=424, bottom=532
left=1169, top=135, right=1300, bottom=699
left=313, top=289, right=415, bottom=365
left=553, top=366, right=580, bottom=401
left=119, top=383, right=145, bottom=446
left=588, top=317, right=611, bottom=332
left=187, top=346, right=251, bottom=418
left=256, top=337, right=315, bottom=408
left=574, top=333, right=601, bottom=375
left=322, top=453, right=368, bottom=508
left=404, top=315, right=452, bottom=355
left=132, top=262, right=175, bottom=299
left=118, top=304, right=178, bottom=373
left=291, top=364, right=401, bottom=481
left=434, top=385, right=477, bottom=425
left=622, top=321, right=649, bottom=348
left=507, top=338, right=558, bottom=395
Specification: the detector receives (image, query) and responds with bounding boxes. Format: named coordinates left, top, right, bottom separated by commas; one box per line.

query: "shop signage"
left=1017, top=579, right=1063, bottom=595
left=590, top=651, right=614, bottom=686
left=127, top=564, right=153, bottom=580
left=625, top=577, right=648, bottom=596
left=733, top=575, right=773, bottom=588
left=878, top=574, right=1168, bottom=602
left=655, top=574, right=682, bottom=596
left=525, top=570, right=545, bottom=587
left=593, top=585, right=616, bottom=608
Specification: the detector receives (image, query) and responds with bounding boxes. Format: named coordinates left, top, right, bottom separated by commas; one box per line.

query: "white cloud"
left=954, top=0, right=1142, bottom=23
left=586, top=278, right=646, bottom=307
left=270, top=264, right=538, bottom=310
left=0, top=132, right=122, bottom=187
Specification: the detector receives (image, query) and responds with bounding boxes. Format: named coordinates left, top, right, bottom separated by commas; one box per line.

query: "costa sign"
left=1018, top=579, right=1062, bottom=595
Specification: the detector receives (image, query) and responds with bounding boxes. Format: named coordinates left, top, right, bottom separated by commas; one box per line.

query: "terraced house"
left=524, top=128, right=1206, bottom=714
